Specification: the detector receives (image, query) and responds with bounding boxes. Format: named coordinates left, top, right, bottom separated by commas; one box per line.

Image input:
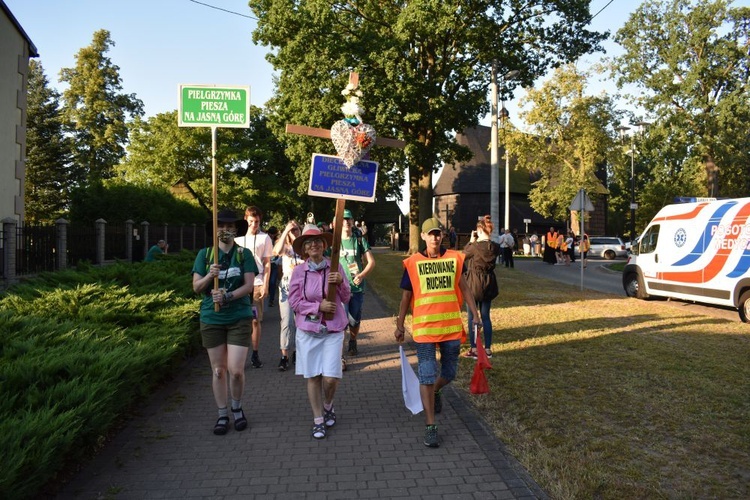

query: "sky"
left=4, top=0, right=721, bottom=212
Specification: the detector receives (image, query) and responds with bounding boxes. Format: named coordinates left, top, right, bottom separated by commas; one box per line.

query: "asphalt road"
left=512, top=255, right=742, bottom=323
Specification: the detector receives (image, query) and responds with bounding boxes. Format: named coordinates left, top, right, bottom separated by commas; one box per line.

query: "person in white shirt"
left=499, top=228, right=515, bottom=268
left=529, top=232, right=539, bottom=257
left=271, top=220, right=303, bottom=371
left=235, top=206, right=273, bottom=368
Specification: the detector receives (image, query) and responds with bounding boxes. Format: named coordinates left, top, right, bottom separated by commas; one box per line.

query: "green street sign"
left=178, top=84, right=250, bottom=128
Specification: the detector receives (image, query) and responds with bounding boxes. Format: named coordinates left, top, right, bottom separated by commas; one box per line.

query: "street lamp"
left=617, top=122, right=649, bottom=241
left=490, top=67, right=519, bottom=239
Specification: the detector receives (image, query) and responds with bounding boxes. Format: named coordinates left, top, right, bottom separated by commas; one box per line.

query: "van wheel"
left=739, top=290, right=750, bottom=323
left=624, top=272, right=648, bottom=299
left=604, top=250, right=616, bottom=260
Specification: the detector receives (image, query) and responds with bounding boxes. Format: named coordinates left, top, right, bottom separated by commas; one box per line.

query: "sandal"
left=324, top=408, right=336, bottom=428
left=312, top=422, right=326, bottom=439
left=213, top=416, right=230, bottom=435
left=463, top=349, right=478, bottom=358
left=233, top=408, right=248, bottom=431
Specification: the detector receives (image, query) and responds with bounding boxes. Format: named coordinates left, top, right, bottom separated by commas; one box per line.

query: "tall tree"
left=25, top=60, right=72, bottom=223
left=116, top=108, right=304, bottom=223
left=612, top=0, right=750, bottom=201
left=60, top=30, right=143, bottom=187
left=505, top=65, right=620, bottom=223
left=249, top=0, right=606, bottom=251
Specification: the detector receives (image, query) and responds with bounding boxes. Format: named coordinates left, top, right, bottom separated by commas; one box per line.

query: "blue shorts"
left=415, top=340, right=460, bottom=385
left=345, top=291, right=365, bottom=328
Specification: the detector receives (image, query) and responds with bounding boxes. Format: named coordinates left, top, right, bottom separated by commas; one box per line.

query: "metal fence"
left=1, top=218, right=209, bottom=287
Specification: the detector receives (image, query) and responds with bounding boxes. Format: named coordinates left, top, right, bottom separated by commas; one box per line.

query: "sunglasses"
left=304, top=238, right=324, bottom=247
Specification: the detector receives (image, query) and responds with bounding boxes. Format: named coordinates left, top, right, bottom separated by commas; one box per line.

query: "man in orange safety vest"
left=394, top=218, right=481, bottom=448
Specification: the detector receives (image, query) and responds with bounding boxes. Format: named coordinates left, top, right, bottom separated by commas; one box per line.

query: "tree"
left=60, top=30, right=143, bottom=187
left=505, top=65, right=620, bottom=223
left=25, top=60, right=72, bottom=223
left=249, top=0, right=606, bottom=251
left=116, top=108, right=304, bottom=224
left=68, top=183, right=207, bottom=226
left=612, top=0, right=750, bottom=204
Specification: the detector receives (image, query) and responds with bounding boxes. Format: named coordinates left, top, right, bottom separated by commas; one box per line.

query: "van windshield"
left=639, top=225, right=660, bottom=254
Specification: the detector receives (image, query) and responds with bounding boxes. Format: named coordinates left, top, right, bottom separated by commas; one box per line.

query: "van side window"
left=640, top=225, right=660, bottom=254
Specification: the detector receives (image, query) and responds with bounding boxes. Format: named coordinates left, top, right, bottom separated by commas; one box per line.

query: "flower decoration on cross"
left=340, top=82, right=365, bottom=125
left=330, top=79, right=377, bottom=168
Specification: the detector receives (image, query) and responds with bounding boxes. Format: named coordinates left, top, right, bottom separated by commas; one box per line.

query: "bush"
left=0, top=252, right=200, bottom=498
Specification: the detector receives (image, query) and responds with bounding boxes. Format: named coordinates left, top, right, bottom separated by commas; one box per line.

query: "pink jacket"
left=288, top=258, right=351, bottom=333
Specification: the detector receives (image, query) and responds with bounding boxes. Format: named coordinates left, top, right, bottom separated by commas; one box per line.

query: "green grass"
left=368, top=250, right=750, bottom=499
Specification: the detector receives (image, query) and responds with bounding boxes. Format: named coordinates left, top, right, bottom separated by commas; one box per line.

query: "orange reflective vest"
left=547, top=231, right=558, bottom=248
left=403, top=250, right=466, bottom=343
left=580, top=236, right=590, bottom=252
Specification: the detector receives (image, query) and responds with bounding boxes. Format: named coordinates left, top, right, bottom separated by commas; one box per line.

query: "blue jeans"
left=268, top=263, right=278, bottom=302
left=467, top=300, right=493, bottom=349
left=344, top=291, right=364, bottom=329
left=415, top=340, right=460, bottom=385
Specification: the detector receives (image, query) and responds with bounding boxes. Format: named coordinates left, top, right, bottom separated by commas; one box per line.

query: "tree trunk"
left=705, top=158, right=719, bottom=198
left=408, top=164, right=433, bottom=253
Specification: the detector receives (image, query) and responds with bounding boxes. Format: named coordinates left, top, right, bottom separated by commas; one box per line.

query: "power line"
left=188, top=0, right=257, bottom=20
left=590, top=0, right=616, bottom=22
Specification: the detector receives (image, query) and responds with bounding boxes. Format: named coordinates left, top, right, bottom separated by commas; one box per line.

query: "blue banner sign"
left=308, top=154, right=378, bottom=203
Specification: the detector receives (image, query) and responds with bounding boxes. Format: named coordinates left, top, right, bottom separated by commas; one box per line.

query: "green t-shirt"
left=339, top=233, right=371, bottom=294
left=145, top=244, right=164, bottom=262
left=192, top=245, right=259, bottom=325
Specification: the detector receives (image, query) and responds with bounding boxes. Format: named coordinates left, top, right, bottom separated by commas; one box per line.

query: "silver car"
left=577, top=236, right=628, bottom=260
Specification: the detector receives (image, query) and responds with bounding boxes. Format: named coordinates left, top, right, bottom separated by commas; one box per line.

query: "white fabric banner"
left=399, top=346, right=424, bottom=415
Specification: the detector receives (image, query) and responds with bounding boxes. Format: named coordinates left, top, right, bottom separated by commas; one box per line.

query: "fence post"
left=125, top=220, right=134, bottom=262
left=179, top=224, right=185, bottom=252
left=192, top=223, right=197, bottom=250
left=163, top=223, right=169, bottom=246
left=141, top=221, right=150, bottom=259
left=56, top=218, right=69, bottom=270
left=95, top=219, right=106, bottom=265
left=2, top=218, right=18, bottom=285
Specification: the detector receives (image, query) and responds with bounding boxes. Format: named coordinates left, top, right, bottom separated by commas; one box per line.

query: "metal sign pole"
left=580, top=188, right=585, bottom=291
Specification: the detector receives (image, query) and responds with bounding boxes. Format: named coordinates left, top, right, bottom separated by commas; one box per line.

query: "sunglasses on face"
left=305, top=238, right=324, bottom=247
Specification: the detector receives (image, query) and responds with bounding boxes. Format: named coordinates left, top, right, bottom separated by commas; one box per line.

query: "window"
left=640, top=225, right=660, bottom=254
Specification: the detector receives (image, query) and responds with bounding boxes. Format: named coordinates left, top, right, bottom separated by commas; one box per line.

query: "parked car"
left=625, top=236, right=639, bottom=254
left=576, top=236, right=628, bottom=260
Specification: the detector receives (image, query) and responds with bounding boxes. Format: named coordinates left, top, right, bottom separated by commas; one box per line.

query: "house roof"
left=435, top=125, right=608, bottom=196
left=434, top=125, right=532, bottom=196
left=1, top=0, right=38, bottom=57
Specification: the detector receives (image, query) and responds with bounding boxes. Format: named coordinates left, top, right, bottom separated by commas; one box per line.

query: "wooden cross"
left=286, top=72, right=405, bottom=318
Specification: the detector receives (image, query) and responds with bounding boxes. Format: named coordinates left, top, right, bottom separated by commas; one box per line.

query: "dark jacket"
left=463, top=240, right=502, bottom=301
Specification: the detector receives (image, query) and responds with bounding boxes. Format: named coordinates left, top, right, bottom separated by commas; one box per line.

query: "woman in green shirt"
left=192, top=210, right=258, bottom=435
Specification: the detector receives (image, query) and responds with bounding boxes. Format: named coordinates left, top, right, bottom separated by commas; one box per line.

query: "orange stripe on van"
left=658, top=202, right=750, bottom=283
left=653, top=203, right=709, bottom=222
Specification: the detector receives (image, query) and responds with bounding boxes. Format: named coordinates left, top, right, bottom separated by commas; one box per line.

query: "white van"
left=622, top=198, right=750, bottom=322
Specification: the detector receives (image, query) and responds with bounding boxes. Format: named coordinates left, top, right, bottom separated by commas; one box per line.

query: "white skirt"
left=295, top=328, right=344, bottom=379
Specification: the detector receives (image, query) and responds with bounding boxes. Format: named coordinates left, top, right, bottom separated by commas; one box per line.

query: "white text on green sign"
left=178, top=85, right=250, bottom=128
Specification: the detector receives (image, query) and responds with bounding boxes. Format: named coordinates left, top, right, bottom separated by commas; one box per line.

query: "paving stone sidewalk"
left=56, top=285, right=545, bottom=499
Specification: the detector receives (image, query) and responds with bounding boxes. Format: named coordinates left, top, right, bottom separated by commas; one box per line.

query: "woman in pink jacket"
left=288, top=223, right=351, bottom=439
